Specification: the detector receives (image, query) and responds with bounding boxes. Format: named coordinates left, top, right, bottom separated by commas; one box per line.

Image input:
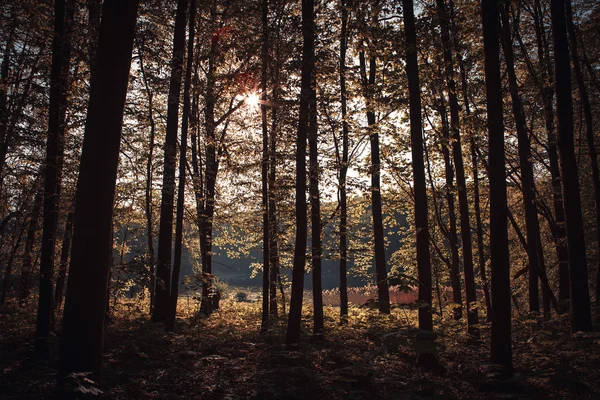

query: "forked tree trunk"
left=167, top=0, right=196, bottom=333
left=153, top=0, right=189, bottom=324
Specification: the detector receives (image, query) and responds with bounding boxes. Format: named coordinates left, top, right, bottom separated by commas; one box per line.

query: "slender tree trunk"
left=19, top=190, right=43, bottom=305
left=309, top=83, right=324, bottom=339
left=338, top=0, right=350, bottom=320
left=500, top=2, right=541, bottom=313
left=532, top=0, right=569, bottom=303
left=53, top=211, right=73, bottom=320
left=58, top=0, right=139, bottom=384
left=36, top=0, right=75, bottom=355
left=285, top=0, right=314, bottom=346
left=167, top=0, right=196, bottom=333
left=260, top=0, right=270, bottom=333
left=435, top=0, right=478, bottom=336
left=268, top=64, right=280, bottom=317
left=403, top=0, right=432, bottom=333
left=153, top=0, right=189, bottom=324
left=437, top=98, right=462, bottom=320
left=565, top=0, right=600, bottom=308
left=482, top=0, right=513, bottom=376
left=359, top=43, right=390, bottom=313
left=0, top=219, right=25, bottom=305
left=138, top=41, right=157, bottom=314
left=550, top=0, right=592, bottom=332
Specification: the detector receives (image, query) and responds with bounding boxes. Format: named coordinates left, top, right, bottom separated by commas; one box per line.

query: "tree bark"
left=435, top=0, right=478, bottom=336
left=403, top=0, right=433, bottom=333
left=153, top=0, right=189, bottom=324
left=482, top=0, right=513, bottom=376
left=58, top=0, right=139, bottom=384
left=565, top=0, right=600, bottom=309
left=499, top=1, right=541, bottom=313
left=53, top=211, right=73, bottom=320
left=167, top=0, right=196, bottom=333
left=550, top=0, right=592, bottom=332
left=285, top=0, right=314, bottom=346
left=36, top=0, right=75, bottom=355
left=338, top=0, right=350, bottom=320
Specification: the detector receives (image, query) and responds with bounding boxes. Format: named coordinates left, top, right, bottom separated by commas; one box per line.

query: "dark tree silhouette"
left=550, top=0, right=592, bottom=332
left=58, top=0, right=139, bottom=383
left=286, top=0, right=314, bottom=346
left=482, top=0, right=513, bottom=376
left=153, top=0, right=189, bottom=324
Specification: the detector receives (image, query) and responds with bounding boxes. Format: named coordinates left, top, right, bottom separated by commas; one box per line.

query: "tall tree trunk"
left=359, top=42, right=390, bottom=314
left=309, top=83, right=324, bottom=339
left=565, top=0, right=600, bottom=308
left=499, top=1, right=541, bottom=313
left=532, top=0, right=569, bottom=303
left=285, top=0, right=314, bottom=346
left=403, top=0, right=432, bottom=333
left=435, top=0, right=478, bottom=336
left=19, top=190, right=43, bottom=305
left=36, top=0, right=75, bottom=355
left=482, top=0, right=513, bottom=376
left=260, top=0, right=270, bottom=333
left=550, top=0, right=592, bottom=332
left=338, top=0, right=350, bottom=320
left=138, top=40, right=157, bottom=314
left=437, top=97, right=462, bottom=320
left=268, top=54, right=280, bottom=317
left=58, top=0, right=139, bottom=384
left=0, top=218, right=25, bottom=305
left=53, top=211, right=73, bottom=320
left=87, top=0, right=102, bottom=80
left=167, top=0, right=196, bottom=333
left=153, top=0, right=189, bottom=324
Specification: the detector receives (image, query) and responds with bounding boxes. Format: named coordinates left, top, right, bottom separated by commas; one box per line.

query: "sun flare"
left=246, top=92, right=260, bottom=107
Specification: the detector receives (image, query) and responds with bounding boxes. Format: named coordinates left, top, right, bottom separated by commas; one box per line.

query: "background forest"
left=1, top=0, right=600, bottom=398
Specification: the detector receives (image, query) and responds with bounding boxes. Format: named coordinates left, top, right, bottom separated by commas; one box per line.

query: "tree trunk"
left=435, top=0, right=478, bottom=336
left=153, top=0, right=189, bottom=324
left=285, top=0, right=314, bottom=346
left=565, top=0, right=600, bottom=309
left=19, top=189, right=43, bottom=305
left=167, top=0, right=196, bottom=333
left=58, top=0, right=139, bottom=384
left=499, top=2, right=541, bottom=313
left=53, top=211, right=73, bottom=320
left=36, top=0, right=75, bottom=355
left=550, top=0, right=592, bottom=332
left=309, top=83, right=324, bottom=339
left=403, top=0, right=433, bottom=333
left=260, top=0, right=270, bottom=333
left=338, top=0, right=350, bottom=320
left=437, top=98, right=462, bottom=320
left=0, top=218, right=26, bottom=305
left=138, top=40, right=157, bottom=315
left=482, top=0, right=513, bottom=376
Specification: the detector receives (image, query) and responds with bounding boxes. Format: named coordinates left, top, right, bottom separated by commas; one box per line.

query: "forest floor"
left=1, top=294, right=600, bottom=399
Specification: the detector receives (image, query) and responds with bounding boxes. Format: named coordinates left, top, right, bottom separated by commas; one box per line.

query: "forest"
left=1, top=0, right=600, bottom=398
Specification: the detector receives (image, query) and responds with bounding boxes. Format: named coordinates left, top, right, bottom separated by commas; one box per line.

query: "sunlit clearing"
left=246, top=92, right=260, bottom=107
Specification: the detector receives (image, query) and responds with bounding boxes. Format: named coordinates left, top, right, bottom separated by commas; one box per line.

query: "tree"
left=286, top=0, right=314, bottom=346
left=403, top=0, right=432, bottom=333
left=153, top=0, right=189, bottom=324
left=481, top=0, right=513, bottom=376
left=550, top=0, right=592, bottom=332
left=167, top=0, right=197, bottom=333
left=35, top=0, right=75, bottom=355
left=58, top=0, right=140, bottom=383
